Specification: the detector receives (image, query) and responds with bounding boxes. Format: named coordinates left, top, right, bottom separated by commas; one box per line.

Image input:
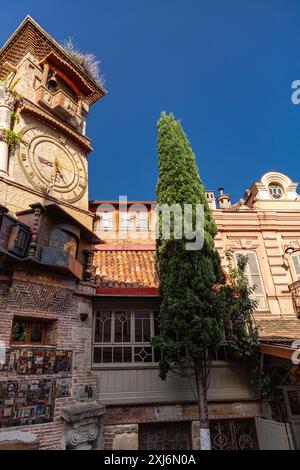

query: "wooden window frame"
left=10, top=319, right=47, bottom=346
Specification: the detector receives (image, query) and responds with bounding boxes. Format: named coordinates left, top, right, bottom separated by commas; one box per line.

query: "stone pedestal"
left=0, top=431, right=39, bottom=450
left=61, top=401, right=106, bottom=450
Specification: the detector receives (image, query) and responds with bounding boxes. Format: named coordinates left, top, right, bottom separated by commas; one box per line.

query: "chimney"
left=217, top=188, right=231, bottom=208
left=205, top=191, right=216, bottom=210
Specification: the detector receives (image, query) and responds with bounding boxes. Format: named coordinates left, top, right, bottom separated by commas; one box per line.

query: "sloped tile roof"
left=94, top=249, right=158, bottom=289
left=257, top=319, right=300, bottom=342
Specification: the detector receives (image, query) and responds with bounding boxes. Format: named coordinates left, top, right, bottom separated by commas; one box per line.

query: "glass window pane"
left=12, top=321, right=26, bottom=342
left=102, top=347, right=113, bottom=363
left=113, top=347, right=123, bottom=363
left=134, top=347, right=153, bottom=362
left=115, top=312, right=131, bottom=342
left=95, top=312, right=111, bottom=342
left=143, top=317, right=151, bottom=342
left=93, top=347, right=102, bottom=363
left=135, top=312, right=151, bottom=342
left=30, top=323, right=43, bottom=343
left=135, top=318, right=143, bottom=342
left=123, top=347, right=132, bottom=363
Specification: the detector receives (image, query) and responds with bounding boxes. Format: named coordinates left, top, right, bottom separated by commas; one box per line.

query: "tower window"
left=269, top=184, right=284, bottom=199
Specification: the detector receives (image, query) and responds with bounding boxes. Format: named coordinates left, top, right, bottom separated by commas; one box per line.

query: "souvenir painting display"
left=0, top=348, right=72, bottom=375
left=0, top=379, right=54, bottom=428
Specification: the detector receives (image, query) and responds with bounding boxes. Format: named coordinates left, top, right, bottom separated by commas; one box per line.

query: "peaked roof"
left=0, top=16, right=106, bottom=105
left=94, top=247, right=158, bottom=289
left=257, top=318, right=300, bottom=342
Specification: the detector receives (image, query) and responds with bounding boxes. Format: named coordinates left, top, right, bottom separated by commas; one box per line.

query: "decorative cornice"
left=18, top=100, right=93, bottom=152
left=0, top=175, right=94, bottom=219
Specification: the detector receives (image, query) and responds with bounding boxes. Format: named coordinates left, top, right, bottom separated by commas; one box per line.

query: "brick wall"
left=0, top=269, right=96, bottom=450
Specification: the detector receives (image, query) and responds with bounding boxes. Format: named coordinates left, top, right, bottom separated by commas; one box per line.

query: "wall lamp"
left=281, top=246, right=300, bottom=271
left=285, top=247, right=300, bottom=256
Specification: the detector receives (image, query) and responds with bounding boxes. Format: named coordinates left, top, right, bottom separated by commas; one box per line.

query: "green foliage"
left=10, top=111, right=19, bottom=131
left=0, top=77, right=22, bottom=99
left=3, top=129, right=21, bottom=152
left=152, top=112, right=226, bottom=380
left=221, top=251, right=283, bottom=419
left=0, top=80, right=21, bottom=151
left=61, top=37, right=104, bottom=86
left=152, top=112, right=280, bottom=422
left=221, top=251, right=260, bottom=359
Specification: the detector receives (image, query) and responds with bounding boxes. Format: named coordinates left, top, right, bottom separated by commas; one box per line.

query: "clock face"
left=18, top=127, right=87, bottom=203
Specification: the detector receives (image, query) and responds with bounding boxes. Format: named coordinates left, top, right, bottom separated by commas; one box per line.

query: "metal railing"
left=289, top=280, right=300, bottom=318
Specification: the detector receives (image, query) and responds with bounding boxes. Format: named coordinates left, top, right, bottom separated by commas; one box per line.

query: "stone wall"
left=103, top=401, right=261, bottom=450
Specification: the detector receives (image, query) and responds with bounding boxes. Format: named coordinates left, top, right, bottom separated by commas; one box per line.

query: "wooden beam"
left=96, top=287, right=160, bottom=297
left=260, top=343, right=297, bottom=360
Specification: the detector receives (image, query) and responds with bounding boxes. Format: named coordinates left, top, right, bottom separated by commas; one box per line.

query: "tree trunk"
left=195, top=361, right=211, bottom=450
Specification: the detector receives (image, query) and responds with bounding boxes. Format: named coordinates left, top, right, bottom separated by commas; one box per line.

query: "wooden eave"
left=0, top=16, right=107, bottom=105
left=40, top=52, right=94, bottom=97
left=260, top=343, right=299, bottom=360
left=96, top=287, right=160, bottom=297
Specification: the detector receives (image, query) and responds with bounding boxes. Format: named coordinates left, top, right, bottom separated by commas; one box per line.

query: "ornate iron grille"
left=139, top=422, right=191, bottom=450
left=210, top=419, right=258, bottom=450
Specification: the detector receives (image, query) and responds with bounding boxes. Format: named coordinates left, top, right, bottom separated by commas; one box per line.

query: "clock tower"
left=0, top=16, right=106, bottom=229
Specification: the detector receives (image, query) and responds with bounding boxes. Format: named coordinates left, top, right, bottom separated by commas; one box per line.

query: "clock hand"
left=38, top=156, right=54, bottom=167
left=55, top=158, right=67, bottom=184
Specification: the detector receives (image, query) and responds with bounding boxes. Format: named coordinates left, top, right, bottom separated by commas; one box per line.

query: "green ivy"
left=1, top=129, right=21, bottom=152
left=222, top=251, right=283, bottom=420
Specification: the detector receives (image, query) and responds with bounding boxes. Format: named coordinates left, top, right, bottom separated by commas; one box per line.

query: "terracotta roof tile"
left=94, top=250, right=158, bottom=289
left=256, top=319, right=300, bottom=342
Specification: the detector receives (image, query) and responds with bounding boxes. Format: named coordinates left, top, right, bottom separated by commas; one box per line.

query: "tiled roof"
left=94, top=249, right=158, bottom=289
left=257, top=319, right=300, bottom=342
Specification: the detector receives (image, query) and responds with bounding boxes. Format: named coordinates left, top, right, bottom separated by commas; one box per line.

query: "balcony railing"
left=288, top=280, right=300, bottom=318
left=36, top=85, right=80, bottom=123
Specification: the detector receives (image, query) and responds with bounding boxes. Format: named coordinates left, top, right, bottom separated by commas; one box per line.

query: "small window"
left=234, top=251, right=268, bottom=311
left=136, top=211, right=149, bottom=231
left=99, top=211, right=114, bottom=231
left=119, top=212, right=134, bottom=230
left=269, top=184, right=284, bottom=200
left=7, top=224, right=31, bottom=257
left=11, top=319, right=47, bottom=345
left=292, top=254, right=300, bottom=281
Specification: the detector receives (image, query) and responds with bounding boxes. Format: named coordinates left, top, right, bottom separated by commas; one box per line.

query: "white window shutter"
left=292, top=254, right=300, bottom=280
left=234, top=251, right=268, bottom=311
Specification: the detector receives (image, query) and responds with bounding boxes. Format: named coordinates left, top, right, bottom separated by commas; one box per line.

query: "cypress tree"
left=152, top=112, right=226, bottom=450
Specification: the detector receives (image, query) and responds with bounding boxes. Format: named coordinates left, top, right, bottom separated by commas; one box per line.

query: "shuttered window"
left=234, top=251, right=268, bottom=311
left=292, top=254, right=300, bottom=281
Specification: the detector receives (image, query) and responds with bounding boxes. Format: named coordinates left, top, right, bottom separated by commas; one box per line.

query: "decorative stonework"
left=28, top=203, right=45, bottom=257
left=61, top=401, right=105, bottom=450
left=7, top=281, right=73, bottom=312
left=0, top=86, right=16, bottom=113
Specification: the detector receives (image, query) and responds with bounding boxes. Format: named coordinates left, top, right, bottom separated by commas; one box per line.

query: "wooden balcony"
left=288, top=280, right=300, bottom=318
left=36, top=85, right=79, bottom=122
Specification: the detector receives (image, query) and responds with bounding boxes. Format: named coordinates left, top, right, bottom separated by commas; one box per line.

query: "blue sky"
left=1, top=0, right=300, bottom=203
